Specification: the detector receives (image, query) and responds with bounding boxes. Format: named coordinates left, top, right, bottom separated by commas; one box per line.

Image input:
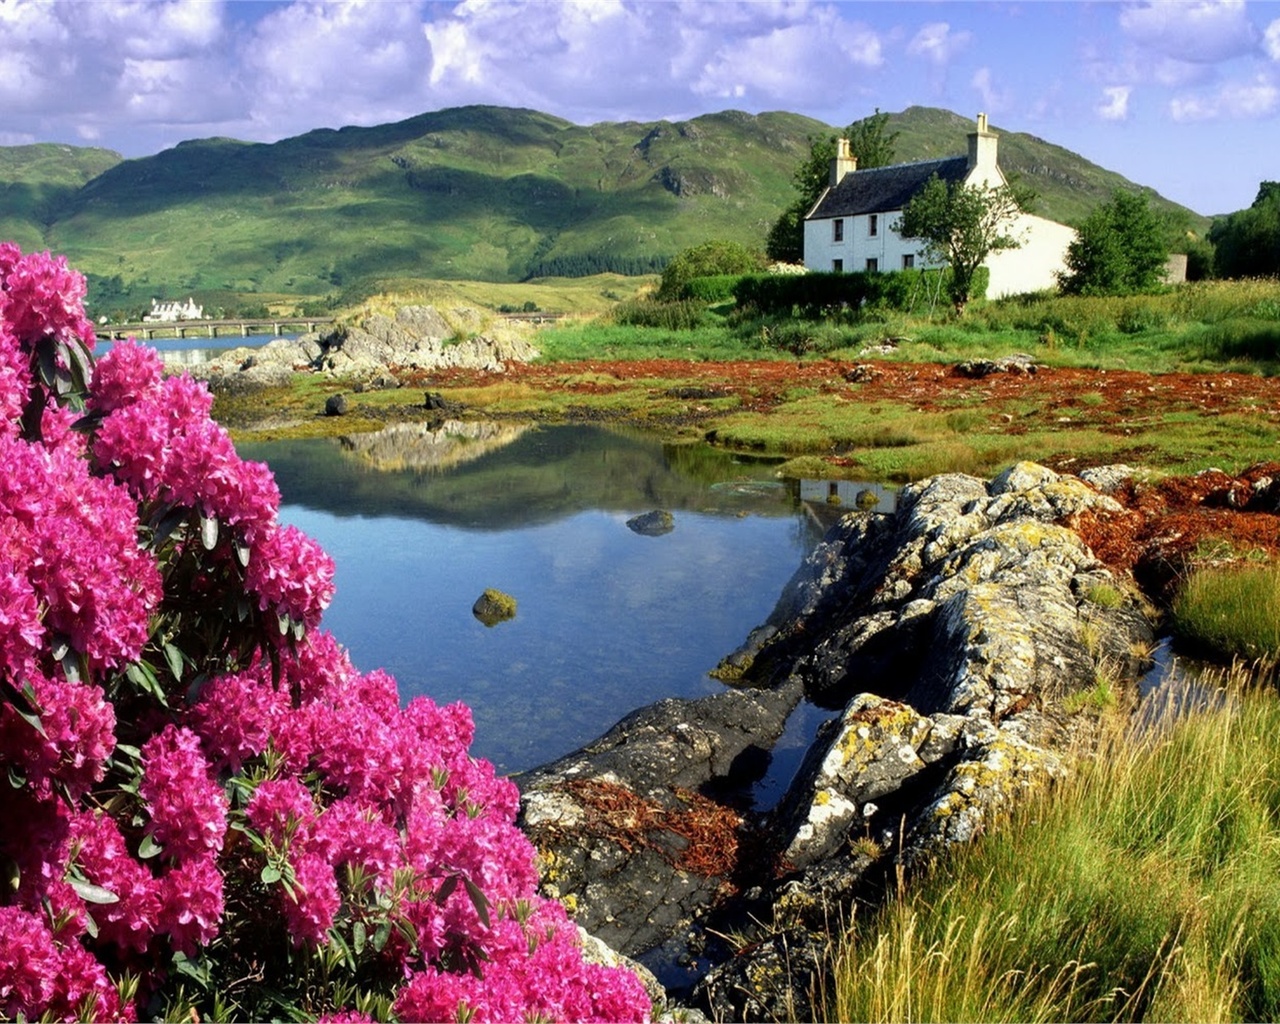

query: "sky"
left=2, top=1, right=1279, bottom=217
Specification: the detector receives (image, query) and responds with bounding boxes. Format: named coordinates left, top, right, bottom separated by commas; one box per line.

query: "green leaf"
left=7, top=683, right=47, bottom=739
left=235, top=539, right=252, bottom=568
left=64, top=339, right=94, bottom=394
left=327, top=926, right=357, bottom=972
left=83, top=910, right=99, bottom=940
left=3, top=855, right=19, bottom=893
left=435, top=874, right=459, bottom=905
left=261, top=863, right=282, bottom=885
left=138, top=834, right=163, bottom=860
left=463, top=876, right=492, bottom=929
left=200, top=513, right=219, bottom=550
left=7, top=765, right=27, bottom=789
left=372, top=920, right=392, bottom=952
left=60, top=649, right=81, bottom=684
left=162, top=642, right=184, bottom=682
left=36, top=338, right=58, bottom=388
left=292, top=618, right=305, bottom=642
left=277, top=613, right=290, bottom=636
left=352, top=920, right=367, bottom=955
left=69, top=878, right=120, bottom=905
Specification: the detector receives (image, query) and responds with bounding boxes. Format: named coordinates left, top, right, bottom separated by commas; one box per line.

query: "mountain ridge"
left=0, top=105, right=1209, bottom=313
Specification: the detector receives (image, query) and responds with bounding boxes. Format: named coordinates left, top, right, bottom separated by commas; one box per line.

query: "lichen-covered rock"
left=472, top=587, right=517, bottom=626
left=517, top=462, right=1159, bottom=1020
left=780, top=694, right=938, bottom=868
left=516, top=681, right=803, bottom=957
left=627, top=510, right=675, bottom=536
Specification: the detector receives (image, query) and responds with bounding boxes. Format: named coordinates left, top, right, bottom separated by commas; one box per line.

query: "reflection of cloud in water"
left=340, top=420, right=529, bottom=472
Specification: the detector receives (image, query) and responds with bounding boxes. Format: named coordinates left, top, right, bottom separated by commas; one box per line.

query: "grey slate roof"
left=807, top=155, right=969, bottom=220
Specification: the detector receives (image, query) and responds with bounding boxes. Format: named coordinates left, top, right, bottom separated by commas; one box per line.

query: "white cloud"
left=693, top=12, right=882, bottom=108
left=1170, top=73, right=1279, bottom=120
left=243, top=1, right=429, bottom=133
left=1097, top=85, right=1132, bottom=120
left=1119, top=0, right=1257, bottom=63
left=907, top=21, right=972, bottom=66
left=1265, top=18, right=1280, bottom=61
left=970, top=67, right=1011, bottom=112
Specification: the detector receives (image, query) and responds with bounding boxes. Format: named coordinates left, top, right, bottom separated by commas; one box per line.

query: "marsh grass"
left=830, top=664, right=1280, bottom=1023
left=1172, top=563, right=1280, bottom=661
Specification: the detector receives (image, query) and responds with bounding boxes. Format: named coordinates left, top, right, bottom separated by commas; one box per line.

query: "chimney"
left=830, top=137, right=858, bottom=186
left=967, top=112, right=998, bottom=174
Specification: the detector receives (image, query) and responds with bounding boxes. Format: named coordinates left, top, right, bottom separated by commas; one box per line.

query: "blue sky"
left=2, top=0, right=1278, bottom=216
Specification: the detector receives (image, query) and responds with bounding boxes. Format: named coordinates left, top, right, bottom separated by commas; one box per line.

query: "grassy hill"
left=0, top=106, right=1209, bottom=315
left=0, top=143, right=122, bottom=253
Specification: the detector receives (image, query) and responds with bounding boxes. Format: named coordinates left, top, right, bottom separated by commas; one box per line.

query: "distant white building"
left=803, top=113, right=1076, bottom=299
left=143, top=297, right=204, bottom=322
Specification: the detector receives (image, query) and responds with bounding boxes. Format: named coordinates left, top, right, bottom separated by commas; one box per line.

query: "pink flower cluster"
left=0, top=244, right=651, bottom=1022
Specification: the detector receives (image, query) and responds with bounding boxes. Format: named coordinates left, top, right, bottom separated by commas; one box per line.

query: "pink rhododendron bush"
left=0, top=243, right=651, bottom=1023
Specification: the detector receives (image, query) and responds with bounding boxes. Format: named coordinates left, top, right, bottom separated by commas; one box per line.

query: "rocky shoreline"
left=517, top=461, right=1158, bottom=1021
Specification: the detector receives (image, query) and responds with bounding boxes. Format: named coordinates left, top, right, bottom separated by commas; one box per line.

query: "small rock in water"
left=473, top=588, right=517, bottom=627
left=855, top=488, right=881, bottom=510
left=626, top=510, right=674, bottom=536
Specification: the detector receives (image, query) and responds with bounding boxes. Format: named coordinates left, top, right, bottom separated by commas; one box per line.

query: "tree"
left=656, top=239, right=766, bottom=300
left=844, top=108, right=900, bottom=173
left=896, top=174, right=1031, bottom=314
left=765, top=109, right=899, bottom=263
left=1209, top=181, right=1280, bottom=279
left=1058, top=190, right=1170, bottom=295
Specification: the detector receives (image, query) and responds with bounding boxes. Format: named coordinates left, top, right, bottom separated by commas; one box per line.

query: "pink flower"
left=246, top=777, right=317, bottom=847
left=69, top=810, right=162, bottom=955
left=281, top=851, right=341, bottom=946
left=0, top=673, right=117, bottom=799
left=0, top=248, right=97, bottom=352
left=140, top=725, right=228, bottom=863
left=0, top=907, right=62, bottom=1019
left=244, top=522, right=335, bottom=631
left=89, top=338, right=163, bottom=415
left=187, top=667, right=287, bottom=772
left=156, top=856, right=224, bottom=956
left=314, top=798, right=399, bottom=882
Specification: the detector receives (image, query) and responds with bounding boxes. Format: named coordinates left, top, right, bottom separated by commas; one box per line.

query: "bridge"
left=96, top=317, right=336, bottom=342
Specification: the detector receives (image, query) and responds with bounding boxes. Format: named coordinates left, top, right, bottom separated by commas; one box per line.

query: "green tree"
left=1058, top=190, right=1170, bottom=295
left=765, top=109, right=899, bottom=263
left=655, top=240, right=766, bottom=300
left=896, top=174, right=1031, bottom=314
left=1210, top=181, right=1280, bottom=279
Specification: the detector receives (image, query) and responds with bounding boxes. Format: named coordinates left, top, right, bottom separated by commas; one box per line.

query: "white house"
left=803, top=113, right=1076, bottom=299
left=143, top=297, right=204, bottom=322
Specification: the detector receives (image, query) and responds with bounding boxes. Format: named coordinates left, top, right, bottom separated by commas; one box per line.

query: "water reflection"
left=245, top=425, right=880, bottom=774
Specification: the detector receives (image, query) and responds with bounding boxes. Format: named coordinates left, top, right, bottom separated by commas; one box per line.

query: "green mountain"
left=0, top=143, right=123, bottom=253
left=0, top=105, right=1209, bottom=314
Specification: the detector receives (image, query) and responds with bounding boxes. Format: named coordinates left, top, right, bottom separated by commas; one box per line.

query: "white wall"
left=805, top=209, right=1074, bottom=298
left=803, top=211, right=928, bottom=273
left=984, top=213, right=1076, bottom=298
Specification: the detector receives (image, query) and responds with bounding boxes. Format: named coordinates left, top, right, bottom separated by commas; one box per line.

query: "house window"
left=832, top=259, right=843, bottom=273
left=902, top=254, right=915, bottom=269
left=833, top=219, right=844, bottom=242
left=865, top=258, right=878, bottom=272
left=868, top=214, right=879, bottom=237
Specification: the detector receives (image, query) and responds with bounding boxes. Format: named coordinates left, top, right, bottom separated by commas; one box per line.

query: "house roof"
left=807, top=155, right=969, bottom=220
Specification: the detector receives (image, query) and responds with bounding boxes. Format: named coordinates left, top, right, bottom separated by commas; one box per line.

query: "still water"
left=240, top=424, right=889, bottom=777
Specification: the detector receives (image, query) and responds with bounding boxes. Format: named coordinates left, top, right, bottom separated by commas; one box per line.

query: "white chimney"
left=967, top=112, right=998, bottom=176
left=830, top=137, right=858, bottom=186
